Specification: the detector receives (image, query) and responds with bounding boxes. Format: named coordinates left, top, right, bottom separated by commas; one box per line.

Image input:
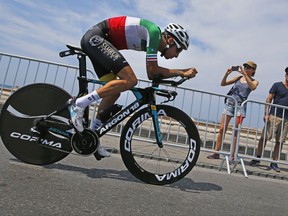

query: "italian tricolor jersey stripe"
left=107, top=16, right=161, bottom=62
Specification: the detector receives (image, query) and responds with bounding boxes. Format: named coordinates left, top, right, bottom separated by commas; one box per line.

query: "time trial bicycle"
left=0, top=44, right=200, bottom=185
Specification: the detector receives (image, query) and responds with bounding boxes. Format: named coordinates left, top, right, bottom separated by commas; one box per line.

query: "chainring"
left=71, top=129, right=99, bottom=155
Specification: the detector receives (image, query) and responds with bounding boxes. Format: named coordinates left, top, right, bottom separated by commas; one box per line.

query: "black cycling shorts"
left=80, top=24, right=129, bottom=79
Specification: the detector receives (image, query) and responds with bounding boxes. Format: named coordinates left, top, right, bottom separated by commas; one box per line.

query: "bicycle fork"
left=150, top=104, right=163, bottom=148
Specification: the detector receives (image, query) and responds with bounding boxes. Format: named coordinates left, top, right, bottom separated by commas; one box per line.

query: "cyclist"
left=69, top=16, right=198, bottom=157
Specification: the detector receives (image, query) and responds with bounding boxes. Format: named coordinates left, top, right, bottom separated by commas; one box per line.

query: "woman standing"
left=207, top=61, right=259, bottom=161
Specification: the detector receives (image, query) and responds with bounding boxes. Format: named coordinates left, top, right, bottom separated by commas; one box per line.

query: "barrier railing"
left=1, top=51, right=287, bottom=177
left=233, top=100, right=288, bottom=174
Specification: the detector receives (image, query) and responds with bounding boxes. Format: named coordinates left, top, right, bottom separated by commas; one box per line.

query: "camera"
left=231, top=66, right=239, bottom=71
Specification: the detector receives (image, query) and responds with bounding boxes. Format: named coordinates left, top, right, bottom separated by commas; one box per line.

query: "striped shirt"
left=103, top=16, right=161, bottom=62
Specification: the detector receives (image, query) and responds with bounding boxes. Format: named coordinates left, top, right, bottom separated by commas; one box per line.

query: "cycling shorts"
left=80, top=24, right=129, bottom=81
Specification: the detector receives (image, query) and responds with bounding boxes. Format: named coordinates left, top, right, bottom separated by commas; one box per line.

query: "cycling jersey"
left=81, top=16, right=162, bottom=79
left=99, top=16, right=161, bottom=62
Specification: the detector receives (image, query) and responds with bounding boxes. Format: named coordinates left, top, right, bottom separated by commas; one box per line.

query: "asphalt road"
left=1, top=136, right=288, bottom=216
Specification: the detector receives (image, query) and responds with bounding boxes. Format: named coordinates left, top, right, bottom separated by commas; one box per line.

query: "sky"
left=1, top=0, right=288, bottom=101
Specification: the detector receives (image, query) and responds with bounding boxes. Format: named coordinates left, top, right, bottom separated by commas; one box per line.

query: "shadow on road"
left=166, top=177, right=222, bottom=192
left=8, top=158, right=223, bottom=192
left=41, top=161, right=222, bottom=193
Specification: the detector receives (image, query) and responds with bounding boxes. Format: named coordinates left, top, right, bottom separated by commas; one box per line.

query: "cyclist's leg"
left=80, top=28, right=138, bottom=156
left=71, top=29, right=131, bottom=131
left=96, top=66, right=137, bottom=98
left=81, top=30, right=138, bottom=115
left=91, top=73, right=121, bottom=158
left=80, top=25, right=138, bottom=106
left=76, top=68, right=137, bottom=110
left=94, top=67, right=138, bottom=118
left=93, top=67, right=137, bottom=158
left=94, top=73, right=120, bottom=120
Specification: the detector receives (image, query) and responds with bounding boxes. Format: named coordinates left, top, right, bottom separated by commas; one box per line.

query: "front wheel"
left=120, top=105, right=200, bottom=185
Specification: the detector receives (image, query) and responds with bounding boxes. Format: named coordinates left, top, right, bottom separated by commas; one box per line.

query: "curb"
left=106, top=147, right=288, bottom=182
left=195, top=162, right=288, bottom=181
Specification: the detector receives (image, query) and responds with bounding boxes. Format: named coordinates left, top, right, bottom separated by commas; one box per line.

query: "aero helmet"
left=164, top=23, right=189, bottom=50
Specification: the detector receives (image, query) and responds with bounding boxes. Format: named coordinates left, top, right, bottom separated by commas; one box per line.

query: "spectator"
left=207, top=61, right=259, bottom=161
left=249, top=67, right=288, bottom=172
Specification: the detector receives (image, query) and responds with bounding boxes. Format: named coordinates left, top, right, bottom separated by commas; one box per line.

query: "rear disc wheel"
left=0, top=83, right=72, bottom=165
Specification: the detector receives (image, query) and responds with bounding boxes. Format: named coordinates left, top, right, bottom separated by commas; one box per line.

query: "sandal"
left=207, top=153, right=220, bottom=159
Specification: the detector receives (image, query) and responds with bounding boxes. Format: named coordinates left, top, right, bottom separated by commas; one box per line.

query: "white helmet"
left=164, top=23, right=189, bottom=50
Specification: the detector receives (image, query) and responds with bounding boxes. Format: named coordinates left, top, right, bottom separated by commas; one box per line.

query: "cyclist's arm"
left=142, top=21, right=197, bottom=80
left=146, top=61, right=197, bottom=80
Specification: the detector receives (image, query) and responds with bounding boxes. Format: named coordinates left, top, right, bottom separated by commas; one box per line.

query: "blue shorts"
left=223, top=103, right=247, bottom=117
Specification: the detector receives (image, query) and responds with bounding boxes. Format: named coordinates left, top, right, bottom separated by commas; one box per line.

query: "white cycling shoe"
left=68, top=100, right=85, bottom=132
left=97, top=144, right=111, bottom=157
left=91, top=118, right=111, bottom=158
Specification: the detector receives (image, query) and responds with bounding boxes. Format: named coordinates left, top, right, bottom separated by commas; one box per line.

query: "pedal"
left=93, top=152, right=104, bottom=161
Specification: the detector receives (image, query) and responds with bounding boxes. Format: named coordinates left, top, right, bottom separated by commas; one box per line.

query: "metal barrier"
left=233, top=100, right=288, bottom=175
left=1, top=51, right=287, bottom=177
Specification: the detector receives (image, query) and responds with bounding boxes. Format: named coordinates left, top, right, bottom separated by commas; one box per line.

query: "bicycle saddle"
left=59, top=44, right=85, bottom=57
left=66, top=44, right=83, bottom=52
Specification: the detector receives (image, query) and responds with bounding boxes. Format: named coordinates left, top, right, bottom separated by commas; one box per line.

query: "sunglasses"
left=176, top=46, right=183, bottom=53
left=244, top=65, right=254, bottom=70
left=173, top=39, right=183, bottom=53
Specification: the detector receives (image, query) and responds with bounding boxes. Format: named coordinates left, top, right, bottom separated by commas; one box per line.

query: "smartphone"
left=231, top=66, right=239, bottom=71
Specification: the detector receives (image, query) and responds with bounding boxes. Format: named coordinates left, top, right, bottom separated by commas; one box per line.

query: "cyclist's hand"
left=183, top=67, right=198, bottom=78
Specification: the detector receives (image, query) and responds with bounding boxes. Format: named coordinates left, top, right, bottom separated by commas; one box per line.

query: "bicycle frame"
left=51, top=44, right=184, bottom=148
left=86, top=78, right=165, bottom=147
left=39, top=76, right=165, bottom=148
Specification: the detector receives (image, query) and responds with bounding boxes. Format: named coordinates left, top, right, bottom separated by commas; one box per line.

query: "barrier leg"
left=240, top=158, right=248, bottom=178
left=219, top=155, right=231, bottom=174
left=225, top=155, right=231, bottom=174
